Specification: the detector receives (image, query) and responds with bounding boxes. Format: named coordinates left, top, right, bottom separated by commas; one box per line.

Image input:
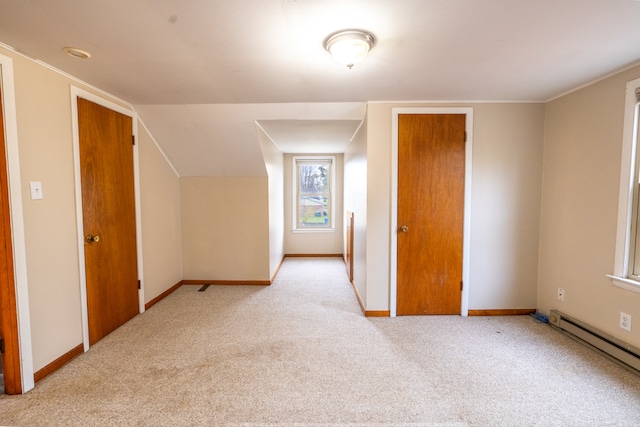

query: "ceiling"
left=2, top=0, right=640, bottom=176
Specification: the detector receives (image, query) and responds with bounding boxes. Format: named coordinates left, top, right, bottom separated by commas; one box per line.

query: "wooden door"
left=396, top=114, right=465, bottom=315
left=78, top=98, right=139, bottom=345
left=0, top=81, right=22, bottom=394
left=345, top=211, right=354, bottom=281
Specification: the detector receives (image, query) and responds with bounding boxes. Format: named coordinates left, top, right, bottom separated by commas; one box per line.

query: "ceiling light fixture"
left=63, top=47, right=92, bottom=59
left=323, top=29, right=375, bottom=69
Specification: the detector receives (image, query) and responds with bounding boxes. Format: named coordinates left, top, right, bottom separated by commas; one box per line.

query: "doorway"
left=0, top=74, right=18, bottom=394
left=0, top=60, right=32, bottom=394
left=72, top=88, right=143, bottom=349
left=390, top=108, right=473, bottom=317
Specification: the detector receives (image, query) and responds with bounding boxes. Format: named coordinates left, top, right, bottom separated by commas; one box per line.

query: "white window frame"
left=608, top=77, right=640, bottom=293
left=292, top=155, right=336, bottom=232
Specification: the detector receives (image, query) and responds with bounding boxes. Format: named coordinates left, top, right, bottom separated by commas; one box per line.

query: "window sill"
left=291, top=228, right=336, bottom=234
left=606, top=275, right=640, bottom=294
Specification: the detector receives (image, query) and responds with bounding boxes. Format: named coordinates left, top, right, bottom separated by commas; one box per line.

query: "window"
left=292, top=156, right=335, bottom=231
left=609, top=78, right=640, bottom=293
left=629, top=91, right=640, bottom=281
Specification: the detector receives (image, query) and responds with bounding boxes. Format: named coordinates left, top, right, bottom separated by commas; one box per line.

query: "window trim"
left=608, top=77, right=640, bottom=294
left=291, top=155, right=336, bottom=232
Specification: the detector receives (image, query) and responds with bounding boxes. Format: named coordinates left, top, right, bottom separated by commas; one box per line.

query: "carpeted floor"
left=1, top=257, right=640, bottom=426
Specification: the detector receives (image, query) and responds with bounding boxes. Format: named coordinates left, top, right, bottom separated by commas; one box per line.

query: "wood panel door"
left=346, top=211, right=354, bottom=281
left=396, top=114, right=466, bottom=315
left=78, top=98, right=139, bottom=345
left=0, top=81, right=22, bottom=394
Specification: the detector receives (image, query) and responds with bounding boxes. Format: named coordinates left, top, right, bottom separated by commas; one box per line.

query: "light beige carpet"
left=1, top=257, right=640, bottom=426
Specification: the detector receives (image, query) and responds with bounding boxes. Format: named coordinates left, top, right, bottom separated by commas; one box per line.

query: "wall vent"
left=549, top=309, right=640, bottom=374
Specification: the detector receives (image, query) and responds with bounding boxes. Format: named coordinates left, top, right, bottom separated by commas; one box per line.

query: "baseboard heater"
left=549, top=309, right=640, bottom=375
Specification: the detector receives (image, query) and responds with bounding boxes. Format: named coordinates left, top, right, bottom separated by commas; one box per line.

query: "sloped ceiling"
left=2, top=0, right=640, bottom=176
left=135, top=103, right=365, bottom=176
left=256, top=119, right=363, bottom=154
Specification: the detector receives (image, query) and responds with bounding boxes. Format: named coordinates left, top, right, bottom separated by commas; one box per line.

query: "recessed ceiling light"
left=63, top=47, right=92, bottom=59
left=323, top=29, right=375, bottom=69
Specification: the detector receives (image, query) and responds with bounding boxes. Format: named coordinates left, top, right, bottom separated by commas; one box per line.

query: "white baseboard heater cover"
left=549, top=309, right=640, bottom=374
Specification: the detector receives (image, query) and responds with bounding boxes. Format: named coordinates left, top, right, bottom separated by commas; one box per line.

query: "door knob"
left=399, top=225, right=409, bottom=233
left=86, top=234, right=100, bottom=243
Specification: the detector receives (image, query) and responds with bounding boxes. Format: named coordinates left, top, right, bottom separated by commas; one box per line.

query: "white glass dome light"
left=323, top=30, right=375, bottom=69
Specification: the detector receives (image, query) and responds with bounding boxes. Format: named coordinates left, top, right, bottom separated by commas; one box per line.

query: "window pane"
left=299, top=164, right=329, bottom=194
left=294, top=157, right=333, bottom=230
left=299, top=196, right=329, bottom=227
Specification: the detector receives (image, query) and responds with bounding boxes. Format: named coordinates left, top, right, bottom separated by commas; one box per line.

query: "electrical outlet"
left=620, top=312, right=632, bottom=332
left=557, top=288, right=565, bottom=302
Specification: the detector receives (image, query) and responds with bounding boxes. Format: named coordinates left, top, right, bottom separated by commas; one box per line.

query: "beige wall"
left=180, top=176, right=270, bottom=281
left=2, top=46, right=183, bottom=372
left=138, top=126, right=183, bottom=302
left=539, top=65, right=640, bottom=348
left=283, top=153, right=344, bottom=255
left=362, top=102, right=544, bottom=312
left=343, top=118, right=368, bottom=302
left=11, top=49, right=86, bottom=371
left=362, top=105, right=393, bottom=309
left=469, top=104, right=545, bottom=309
left=257, top=126, right=285, bottom=278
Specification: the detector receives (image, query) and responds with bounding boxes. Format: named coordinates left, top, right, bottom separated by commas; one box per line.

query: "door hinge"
left=132, top=135, right=136, bottom=145
left=0, top=337, right=5, bottom=354
left=137, top=280, right=141, bottom=289
left=460, top=280, right=464, bottom=291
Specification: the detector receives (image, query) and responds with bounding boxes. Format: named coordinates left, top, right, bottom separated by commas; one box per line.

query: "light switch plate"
left=29, top=181, right=43, bottom=200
